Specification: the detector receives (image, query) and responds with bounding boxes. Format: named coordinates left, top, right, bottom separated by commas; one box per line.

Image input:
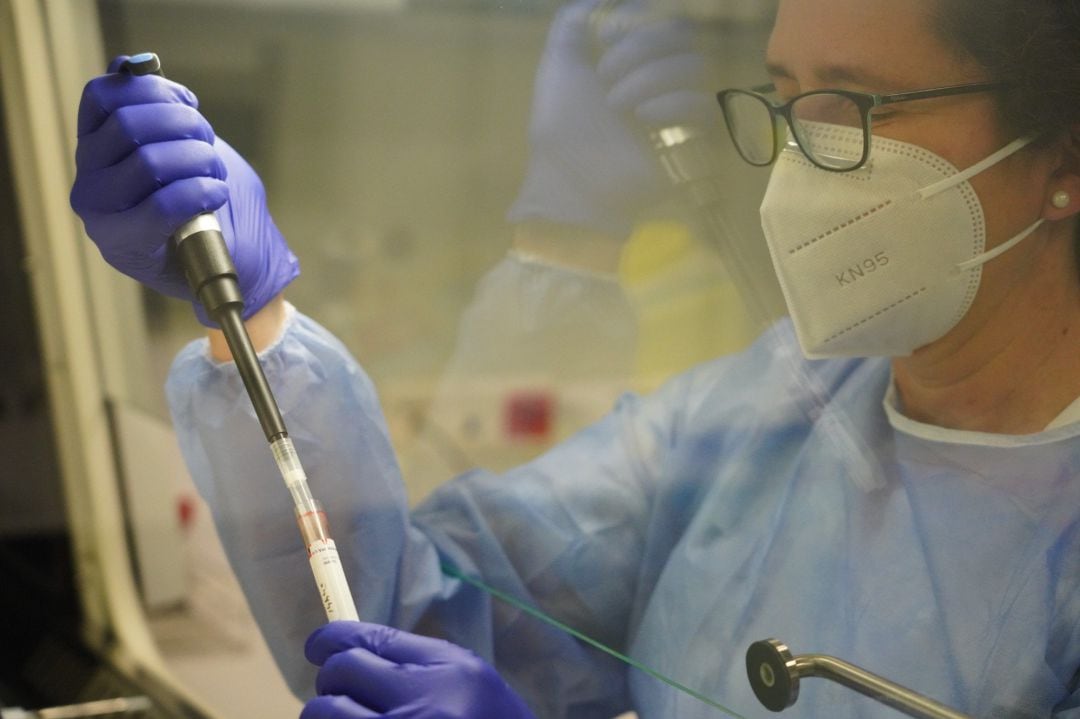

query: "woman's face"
left=766, top=0, right=1065, bottom=333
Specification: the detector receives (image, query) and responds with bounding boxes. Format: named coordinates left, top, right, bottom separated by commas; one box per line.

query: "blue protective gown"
left=166, top=258, right=1080, bottom=719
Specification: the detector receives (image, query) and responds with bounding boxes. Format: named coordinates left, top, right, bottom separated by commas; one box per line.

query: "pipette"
left=119, top=53, right=358, bottom=623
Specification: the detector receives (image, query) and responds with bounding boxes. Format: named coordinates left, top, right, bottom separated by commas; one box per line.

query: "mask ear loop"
left=907, top=135, right=1042, bottom=274
left=917, top=136, right=1034, bottom=200
left=954, top=218, right=1044, bottom=273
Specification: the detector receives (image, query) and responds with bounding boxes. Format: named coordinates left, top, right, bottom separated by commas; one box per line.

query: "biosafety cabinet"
left=0, top=1, right=773, bottom=717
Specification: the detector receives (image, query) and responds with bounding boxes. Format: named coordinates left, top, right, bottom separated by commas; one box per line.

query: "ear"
left=1043, top=124, right=1080, bottom=221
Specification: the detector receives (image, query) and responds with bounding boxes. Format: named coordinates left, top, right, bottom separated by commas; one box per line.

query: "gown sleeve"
left=165, top=258, right=689, bottom=717
left=1055, top=694, right=1080, bottom=718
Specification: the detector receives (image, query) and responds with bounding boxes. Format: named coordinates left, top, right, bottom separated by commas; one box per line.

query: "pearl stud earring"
left=1052, top=190, right=1072, bottom=209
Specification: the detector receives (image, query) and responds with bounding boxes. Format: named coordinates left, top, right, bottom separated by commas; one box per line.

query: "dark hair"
left=933, top=0, right=1080, bottom=261
left=933, top=1, right=1080, bottom=140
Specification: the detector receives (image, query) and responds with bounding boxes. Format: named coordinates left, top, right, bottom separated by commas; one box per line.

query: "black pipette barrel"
left=120, top=53, right=288, bottom=443
left=214, top=305, right=287, bottom=442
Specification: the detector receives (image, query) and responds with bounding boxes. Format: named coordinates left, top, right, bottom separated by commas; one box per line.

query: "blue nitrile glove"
left=507, top=0, right=714, bottom=240
left=70, top=55, right=299, bottom=326
left=301, top=622, right=537, bottom=719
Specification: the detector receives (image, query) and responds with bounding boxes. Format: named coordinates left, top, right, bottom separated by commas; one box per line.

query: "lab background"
left=0, top=0, right=780, bottom=717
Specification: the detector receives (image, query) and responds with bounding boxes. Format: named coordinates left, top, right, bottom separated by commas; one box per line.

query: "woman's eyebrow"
left=764, top=60, right=794, bottom=81
left=817, top=64, right=901, bottom=90
left=764, top=59, right=904, bottom=92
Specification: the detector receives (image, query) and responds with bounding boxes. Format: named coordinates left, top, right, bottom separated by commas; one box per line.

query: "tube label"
left=307, top=539, right=359, bottom=622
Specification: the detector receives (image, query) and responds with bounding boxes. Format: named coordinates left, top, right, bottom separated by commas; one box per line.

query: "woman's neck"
left=892, top=234, right=1080, bottom=434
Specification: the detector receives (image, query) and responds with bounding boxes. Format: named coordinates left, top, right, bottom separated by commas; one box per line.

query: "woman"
left=71, top=0, right=1080, bottom=716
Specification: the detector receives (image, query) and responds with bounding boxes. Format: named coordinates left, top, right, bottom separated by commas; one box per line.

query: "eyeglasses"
left=716, top=81, right=1003, bottom=172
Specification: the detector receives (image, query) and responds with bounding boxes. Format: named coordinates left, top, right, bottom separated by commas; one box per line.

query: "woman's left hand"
left=301, top=621, right=537, bottom=719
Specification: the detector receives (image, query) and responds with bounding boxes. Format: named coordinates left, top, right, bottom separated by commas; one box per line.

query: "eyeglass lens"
left=789, top=93, right=866, bottom=170
left=722, top=90, right=868, bottom=171
left=721, top=91, right=779, bottom=165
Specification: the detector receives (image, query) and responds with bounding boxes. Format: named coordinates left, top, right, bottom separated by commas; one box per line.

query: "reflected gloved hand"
left=507, top=0, right=715, bottom=240
left=301, top=621, right=536, bottom=719
left=70, top=55, right=299, bottom=326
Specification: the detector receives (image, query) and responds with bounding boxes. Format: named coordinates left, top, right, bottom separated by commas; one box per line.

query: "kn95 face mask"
left=759, top=122, right=1041, bottom=358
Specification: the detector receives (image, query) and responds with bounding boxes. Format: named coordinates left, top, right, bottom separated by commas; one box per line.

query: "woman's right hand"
left=70, top=55, right=299, bottom=326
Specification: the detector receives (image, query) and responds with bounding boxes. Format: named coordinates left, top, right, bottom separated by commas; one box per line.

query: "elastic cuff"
left=506, top=249, right=620, bottom=282
left=202, top=301, right=297, bottom=366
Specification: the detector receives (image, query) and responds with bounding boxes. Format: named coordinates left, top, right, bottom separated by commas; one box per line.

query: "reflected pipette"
left=0, top=696, right=151, bottom=719
left=119, top=52, right=358, bottom=623
left=588, top=1, right=787, bottom=322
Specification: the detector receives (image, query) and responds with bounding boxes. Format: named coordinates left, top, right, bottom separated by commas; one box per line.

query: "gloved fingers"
left=85, top=177, right=230, bottom=256
left=355, top=623, right=464, bottom=666
left=307, top=621, right=460, bottom=667
left=592, top=0, right=654, bottom=47
left=596, top=20, right=696, bottom=86
left=607, top=53, right=708, bottom=116
left=107, top=54, right=131, bottom=74
left=77, top=72, right=198, bottom=137
left=633, top=89, right=718, bottom=128
left=82, top=220, right=191, bottom=300
left=71, top=139, right=226, bottom=215
left=75, top=102, right=214, bottom=172
left=307, top=621, right=379, bottom=666
left=315, top=648, right=415, bottom=711
left=300, top=695, right=380, bottom=719
left=544, top=0, right=608, bottom=60
left=133, top=175, right=231, bottom=234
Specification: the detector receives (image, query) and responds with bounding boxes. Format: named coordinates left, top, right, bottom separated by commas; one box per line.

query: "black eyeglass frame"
left=716, top=81, right=1004, bottom=172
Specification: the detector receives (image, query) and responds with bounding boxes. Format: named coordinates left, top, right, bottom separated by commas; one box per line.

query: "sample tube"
left=271, top=437, right=359, bottom=622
